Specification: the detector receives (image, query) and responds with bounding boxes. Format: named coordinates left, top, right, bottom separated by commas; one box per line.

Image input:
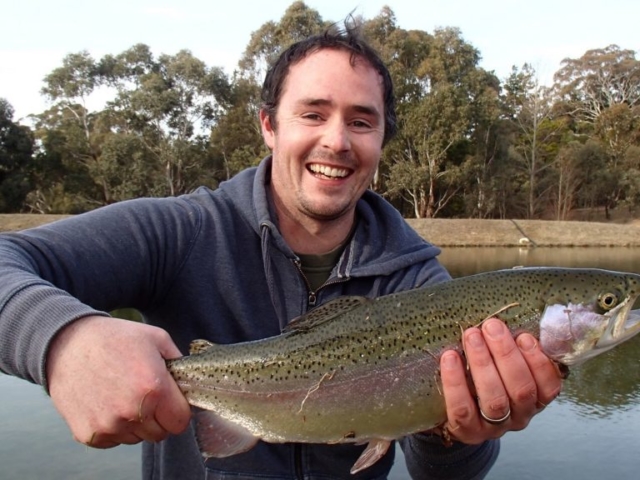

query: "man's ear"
left=259, top=109, right=275, bottom=150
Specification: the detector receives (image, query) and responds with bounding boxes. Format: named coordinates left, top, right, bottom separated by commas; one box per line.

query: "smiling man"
left=0, top=24, right=561, bottom=480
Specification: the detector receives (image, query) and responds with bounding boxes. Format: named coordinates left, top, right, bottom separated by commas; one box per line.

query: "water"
left=0, top=374, right=140, bottom=480
left=2, top=246, right=640, bottom=479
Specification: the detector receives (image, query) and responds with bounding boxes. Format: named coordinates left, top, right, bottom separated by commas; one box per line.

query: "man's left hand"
left=439, top=317, right=562, bottom=444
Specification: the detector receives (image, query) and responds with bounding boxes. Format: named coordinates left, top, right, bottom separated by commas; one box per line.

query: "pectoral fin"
left=193, top=409, right=258, bottom=458
left=350, top=439, right=392, bottom=474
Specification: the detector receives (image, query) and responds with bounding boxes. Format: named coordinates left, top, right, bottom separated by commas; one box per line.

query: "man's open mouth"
left=308, top=164, right=350, bottom=179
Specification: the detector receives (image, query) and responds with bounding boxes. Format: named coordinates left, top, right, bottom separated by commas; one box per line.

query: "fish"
left=166, top=267, right=640, bottom=474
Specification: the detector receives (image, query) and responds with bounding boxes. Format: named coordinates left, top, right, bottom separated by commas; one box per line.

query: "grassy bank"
left=2, top=214, right=640, bottom=247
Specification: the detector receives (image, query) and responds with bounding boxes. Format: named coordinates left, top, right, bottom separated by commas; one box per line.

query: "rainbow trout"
left=166, top=267, right=640, bottom=474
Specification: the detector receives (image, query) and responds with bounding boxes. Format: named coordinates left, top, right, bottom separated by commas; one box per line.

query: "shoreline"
left=405, top=218, right=640, bottom=247
left=2, top=214, right=640, bottom=247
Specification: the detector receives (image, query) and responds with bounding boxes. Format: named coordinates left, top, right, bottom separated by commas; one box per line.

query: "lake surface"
left=2, top=246, right=640, bottom=479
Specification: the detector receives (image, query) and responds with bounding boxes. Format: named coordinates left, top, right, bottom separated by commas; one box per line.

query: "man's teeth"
left=308, top=164, right=349, bottom=178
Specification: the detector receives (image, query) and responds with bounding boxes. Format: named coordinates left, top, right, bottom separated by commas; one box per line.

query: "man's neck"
left=268, top=181, right=357, bottom=254
left=277, top=211, right=355, bottom=255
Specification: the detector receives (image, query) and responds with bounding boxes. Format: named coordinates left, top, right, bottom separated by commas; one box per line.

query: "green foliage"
left=2, top=2, right=640, bottom=220
left=552, top=46, right=640, bottom=218
left=238, top=1, right=329, bottom=82
left=381, top=26, right=489, bottom=218
left=0, top=99, right=35, bottom=212
left=208, top=78, right=268, bottom=182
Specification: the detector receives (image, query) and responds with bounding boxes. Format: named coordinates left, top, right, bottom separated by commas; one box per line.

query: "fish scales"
left=166, top=267, right=640, bottom=473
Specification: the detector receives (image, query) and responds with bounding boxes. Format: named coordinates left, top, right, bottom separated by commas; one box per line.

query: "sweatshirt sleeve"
left=0, top=197, right=201, bottom=389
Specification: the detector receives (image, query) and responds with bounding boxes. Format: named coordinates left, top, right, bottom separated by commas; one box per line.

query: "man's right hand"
left=46, top=315, right=192, bottom=448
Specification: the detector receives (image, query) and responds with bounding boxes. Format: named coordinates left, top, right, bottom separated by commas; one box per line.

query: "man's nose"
left=321, top=119, right=351, bottom=153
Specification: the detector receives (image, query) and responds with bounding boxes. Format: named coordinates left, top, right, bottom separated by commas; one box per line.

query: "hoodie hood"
left=216, top=156, right=442, bottom=280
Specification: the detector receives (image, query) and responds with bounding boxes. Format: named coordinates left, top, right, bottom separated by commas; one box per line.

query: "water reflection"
left=561, top=334, right=640, bottom=417
left=439, top=246, right=640, bottom=277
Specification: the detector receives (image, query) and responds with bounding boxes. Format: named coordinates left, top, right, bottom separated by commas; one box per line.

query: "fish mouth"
left=595, top=296, right=640, bottom=353
left=542, top=292, right=640, bottom=366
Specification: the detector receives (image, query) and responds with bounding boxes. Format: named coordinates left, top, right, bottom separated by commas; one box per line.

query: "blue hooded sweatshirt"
left=0, top=157, right=498, bottom=479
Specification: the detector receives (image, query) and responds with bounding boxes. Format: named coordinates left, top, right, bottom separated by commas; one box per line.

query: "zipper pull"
left=293, top=258, right=317, bottom=307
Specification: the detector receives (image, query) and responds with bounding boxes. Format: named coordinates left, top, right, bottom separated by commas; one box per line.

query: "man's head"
left=258, top=25, right=395, bottom=244
left=261, top=25, right=397, bottom=147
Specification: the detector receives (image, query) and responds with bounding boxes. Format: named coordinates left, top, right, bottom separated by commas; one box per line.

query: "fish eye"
left=598, top=292, right=619, bottom=310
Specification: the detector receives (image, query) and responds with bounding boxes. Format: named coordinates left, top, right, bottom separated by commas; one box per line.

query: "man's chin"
left=301, top=203, right=352, bottom=222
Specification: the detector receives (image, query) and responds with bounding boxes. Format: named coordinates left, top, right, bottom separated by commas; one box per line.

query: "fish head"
left=538, top=271, right=640, bottom=366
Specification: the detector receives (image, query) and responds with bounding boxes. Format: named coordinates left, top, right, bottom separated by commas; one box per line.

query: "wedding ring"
left=479, top=406, right=511, bottom=425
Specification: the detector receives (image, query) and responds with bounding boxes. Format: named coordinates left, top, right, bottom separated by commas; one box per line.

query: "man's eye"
left=302, top=113, right=322, bottom=121
left=352, top=120, right=372, bottom=129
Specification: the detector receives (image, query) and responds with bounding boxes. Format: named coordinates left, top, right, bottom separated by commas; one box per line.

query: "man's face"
left=261, top=48, right=385, bottom=224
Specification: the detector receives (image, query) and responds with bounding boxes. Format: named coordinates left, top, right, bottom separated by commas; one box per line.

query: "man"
left=0, top=26, right=561, bottom=479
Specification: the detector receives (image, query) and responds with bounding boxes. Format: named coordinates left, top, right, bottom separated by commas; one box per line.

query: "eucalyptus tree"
left=41, top=51, right=100, bottom=142
left=38, top=51, right=119, bottom=206
left=550, top=139, right=634, bottom=220
left=238, top=1, right=328, bottom=84
left=380, top=25, right=486, bottom=218
left=554, top=45, right=640, bottom=125
left=552, top=141, right=587, bottom=220
left=38, top=44, right=232, bottom=206
left=554, top=45, right=640, bottom=216
left=102, top=45, right=232, bottom=196
left=31, top=104, right=103, bottom=211
left=38, top=48, right=163, bottom=207
left=208, top=77, right=269, bottom=182
left=0, top=99, right=35, bottom=212
left=503, top=64, right=565, bottom=219
left=458, top=68, right=505, bottom=218
left=572, top=140, right=612, bottom=212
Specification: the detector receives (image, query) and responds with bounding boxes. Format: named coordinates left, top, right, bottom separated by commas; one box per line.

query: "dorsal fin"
left=283, top=296, right=368, bottom=333
left=189, top=339, right=216, bottom=355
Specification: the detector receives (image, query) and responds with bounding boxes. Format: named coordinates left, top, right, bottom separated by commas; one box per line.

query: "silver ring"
left=479, top=406, right=511, bottom=425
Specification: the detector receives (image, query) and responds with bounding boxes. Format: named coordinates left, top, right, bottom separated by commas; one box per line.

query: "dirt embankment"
left=2, top=214, right=640, bottom=247
left=0, top=214, right=72, bottom=232
left=405, top=218, right=640, bottom=247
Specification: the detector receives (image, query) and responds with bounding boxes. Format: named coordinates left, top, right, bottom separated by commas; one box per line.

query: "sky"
left=2, top=0, right=638, bottom=122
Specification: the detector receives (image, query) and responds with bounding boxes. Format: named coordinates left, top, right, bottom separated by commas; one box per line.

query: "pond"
left=1, top=246, right=640, bottom=479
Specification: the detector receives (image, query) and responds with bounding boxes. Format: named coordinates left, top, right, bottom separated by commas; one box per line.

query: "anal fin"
left=350, top=439, right=392, bottom=474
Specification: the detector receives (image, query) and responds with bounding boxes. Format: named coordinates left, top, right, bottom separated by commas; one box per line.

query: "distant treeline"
left=1, top=1, right=639, bottom=219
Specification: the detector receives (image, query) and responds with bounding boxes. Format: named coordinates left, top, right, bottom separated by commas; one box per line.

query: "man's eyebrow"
left=296, top=98, right=381, bottom=117
left=352, top=104, right=381, bottom=118
left=296, top=97, right=332, bottom=107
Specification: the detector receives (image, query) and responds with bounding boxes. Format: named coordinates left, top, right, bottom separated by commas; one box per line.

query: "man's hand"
left=439, top=318, right=562, bottom=444
left=46, top=315, right=192, bottom=448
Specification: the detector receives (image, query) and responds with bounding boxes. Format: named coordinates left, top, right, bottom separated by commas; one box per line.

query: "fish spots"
left=165, top=267, right=640, bottom=452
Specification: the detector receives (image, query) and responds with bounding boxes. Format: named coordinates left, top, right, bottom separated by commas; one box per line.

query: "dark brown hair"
left=260, top=24, right=397, bottom=146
